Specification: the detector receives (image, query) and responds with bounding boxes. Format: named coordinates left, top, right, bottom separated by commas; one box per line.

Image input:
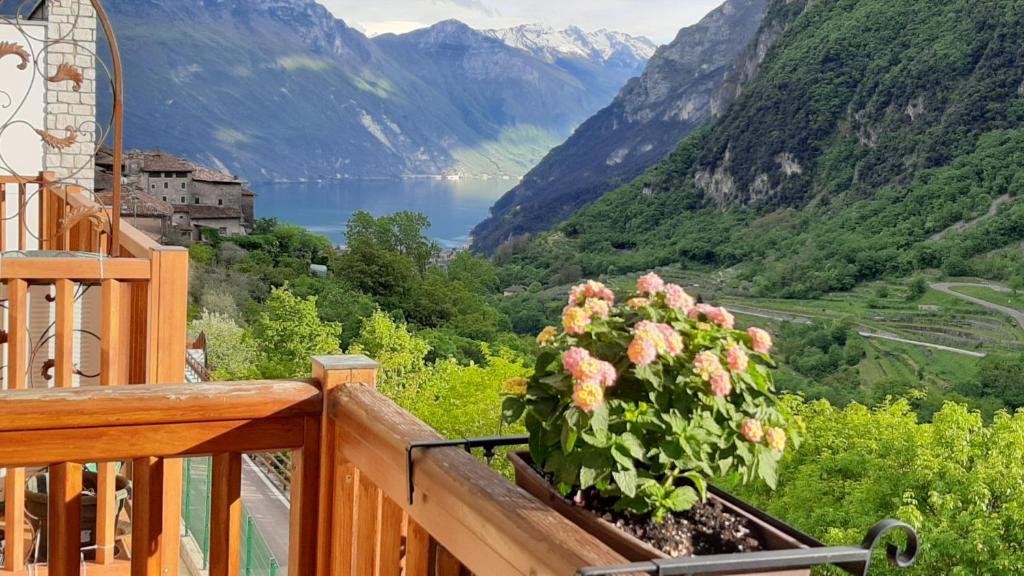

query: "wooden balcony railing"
left=0, top=173, right=189, bottom=575
left=0, top=356, right=629, bottom=576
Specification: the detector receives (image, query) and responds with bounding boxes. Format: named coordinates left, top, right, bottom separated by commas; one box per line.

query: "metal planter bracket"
left=406, top=434, right=529, bottom=505
left=577, top=519, right=919, bottom=576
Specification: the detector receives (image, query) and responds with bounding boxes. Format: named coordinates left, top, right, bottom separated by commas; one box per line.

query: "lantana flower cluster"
left=504, top=273, right=796, bottom=520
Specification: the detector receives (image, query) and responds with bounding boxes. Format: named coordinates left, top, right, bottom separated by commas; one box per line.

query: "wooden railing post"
left=49, top=279, right=82, bottom=576
left=311, top=355, right=379, bottom=576
left=2, top=280, right=28, bottom=572
left=145, top=246, right=189, bottom=575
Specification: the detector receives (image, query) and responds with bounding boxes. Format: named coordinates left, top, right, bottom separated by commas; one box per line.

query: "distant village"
left=96, top=147, right=255, bottom=242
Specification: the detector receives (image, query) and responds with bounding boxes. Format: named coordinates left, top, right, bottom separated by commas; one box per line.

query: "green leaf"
left=665, top=486, right=699, bottom=512
left=580, top=466, right=599, bottom=489
left=501, top=396, right=525, bottom=424
left=611, top=444, right=636, bottom=469
left=683, top=472, right=708, bottom=500
left=612, top=469, right=638, bottom=497
left=590, top=404, right=609, bottom=435
left=757, top=451, right=778, bottom=490
left=561, top=418, right=579, bottom=453
left=618, top=432, right=646, bottom=460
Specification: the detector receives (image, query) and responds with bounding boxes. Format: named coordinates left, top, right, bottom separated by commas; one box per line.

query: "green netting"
left=182, top=457, right=280, bottom=575
left=182, top=457, right=212, bottom=567
left=241, top=508, right=280, bottom=576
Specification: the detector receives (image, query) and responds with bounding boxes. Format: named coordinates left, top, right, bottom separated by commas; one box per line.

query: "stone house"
left=97, top=148, right=255, bottom=241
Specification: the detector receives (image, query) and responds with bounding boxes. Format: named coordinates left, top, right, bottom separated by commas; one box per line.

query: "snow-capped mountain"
left=483, top=24, right=657, bottom=68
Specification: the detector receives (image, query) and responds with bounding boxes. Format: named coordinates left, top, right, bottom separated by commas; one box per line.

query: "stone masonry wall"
left=45, top=0, right=97, bottom=193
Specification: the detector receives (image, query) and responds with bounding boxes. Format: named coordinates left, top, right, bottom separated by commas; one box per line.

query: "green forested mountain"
left=499, top=0, right=1024, bottom=298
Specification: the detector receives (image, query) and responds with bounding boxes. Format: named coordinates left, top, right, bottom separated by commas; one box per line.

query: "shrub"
left=503, top=274, right=797, bottom=520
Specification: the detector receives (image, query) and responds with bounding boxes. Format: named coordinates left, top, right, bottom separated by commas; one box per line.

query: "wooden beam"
left=96, top=280, right=123, bottom=565
left=288, top=417, right=321, bottom=576
left=48, top=462, right=83, bottom=576
left=405, top=519, right=431, bottom=576
left=354, top=476, right=380, bottom=576
left=131, top=457, right=164, bottom=576
left=50, top=281, right=83, bottom=575
left=311, top=355, right=379, bottom=576
left=0, top=381, right=320, bottom=432
left=0, top=258, right=151, bottom=281
left=3, top=280, right=27, bottom=572
left=377, top=496, right=404, bottom=576
left=0, top=417, right=306, bottom=467
left=330, top=386, right=628, bottom=576
left=146, top=247, right=189, bottom=576
left=209, top=453, right=243, bottom=576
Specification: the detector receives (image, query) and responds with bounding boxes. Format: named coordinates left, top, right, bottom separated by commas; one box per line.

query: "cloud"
left=432, top=0, right=501, bottom=18
left=324, top=0, right=726, bottom=43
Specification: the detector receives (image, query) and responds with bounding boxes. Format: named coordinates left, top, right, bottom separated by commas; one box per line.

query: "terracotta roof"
left=193, top=166, right=242, bottom=184
left=189, top=205, right=242, bottom=220
left=96, top=191, right=173, bottom=218
left=142, top=153, right=194, bottom=173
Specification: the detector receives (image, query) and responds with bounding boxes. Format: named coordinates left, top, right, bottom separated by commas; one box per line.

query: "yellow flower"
left=502, top=377, right=528, bottom=395
left=562, top=306, right=591, bottom=335
left=536, top=326, right=558, bottom=346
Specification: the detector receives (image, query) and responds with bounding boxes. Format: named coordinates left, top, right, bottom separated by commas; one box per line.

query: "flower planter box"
left=509, top=451, right=815, bottom=576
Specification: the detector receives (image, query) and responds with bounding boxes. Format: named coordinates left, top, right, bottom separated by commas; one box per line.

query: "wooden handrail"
left=0, top=380, right=321, bottom=432
left=329, top=384, right=628, bottom=575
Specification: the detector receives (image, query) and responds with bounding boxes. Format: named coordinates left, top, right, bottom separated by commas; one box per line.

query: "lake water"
left=254, top=178, right=513, bottom=248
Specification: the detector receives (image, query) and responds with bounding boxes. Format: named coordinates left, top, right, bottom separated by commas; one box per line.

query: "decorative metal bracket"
left=406, top=434, right=529, bottom=505
left=577, top=519, right=919, bottom=576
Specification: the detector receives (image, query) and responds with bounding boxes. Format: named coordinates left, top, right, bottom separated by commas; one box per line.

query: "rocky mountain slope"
left=471, top=0, right=769, bottom=253
left=101, top=0, right=653, bottom=181
left=503, top=0, right=1024, bottom=298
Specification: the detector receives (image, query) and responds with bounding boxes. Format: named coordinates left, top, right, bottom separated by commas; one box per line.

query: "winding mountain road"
left=728, top=304, right=986, bottom=357
left=930, top=282, right=1024, bottom=330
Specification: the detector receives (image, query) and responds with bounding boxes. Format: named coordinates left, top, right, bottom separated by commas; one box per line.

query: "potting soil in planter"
left=540, top=466, right=762, bottom=558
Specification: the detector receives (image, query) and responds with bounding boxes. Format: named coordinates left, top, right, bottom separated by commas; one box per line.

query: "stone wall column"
left=45, top=0, right=97, bottom=193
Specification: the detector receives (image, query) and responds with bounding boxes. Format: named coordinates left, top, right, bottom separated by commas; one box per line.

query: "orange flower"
left=536, top=326, right=558, bottom=346
left=572, top=381, right=604, bottom=412
left=741, top=419, right=764, bottom=443
left=766, top=427, right=786, bottom=452
left=562, top=306, right=591, bottom=335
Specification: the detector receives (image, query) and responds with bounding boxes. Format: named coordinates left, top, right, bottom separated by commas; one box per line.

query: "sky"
left=319, top=0, right=725, bottom=44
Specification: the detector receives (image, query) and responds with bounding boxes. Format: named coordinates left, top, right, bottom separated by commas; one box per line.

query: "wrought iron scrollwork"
left=0, top=0, right=125, bottom=255
left=861, top=519, right=919, bottom=570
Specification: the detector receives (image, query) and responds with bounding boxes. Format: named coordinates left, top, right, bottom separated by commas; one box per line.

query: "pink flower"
left=657, top=324, right=684, bottom=356
left=766, top=427, right=786, bottom=452
left=568, top=284, right=586, bottom=306
left=584, top=297, right=610, bottom=319
left=710, top=372, right=732, bottom=397
left=627, top=336, right=658, bottom=367
left=664, top=284, right=695, bottom=312
left=688, top=303, right=714, bottom=321
left=636, top=272, right=665, bottom=295
left=707, top=306, right=735, bottom=330
left=562, top=347, right=591, bottom=377
left=748, top=327, right=773, bottom=354
left=572, top=381, right=604, bottom=412
left=741, top=419, right=764, bottom=443
left=562, top=306, right=591, bottom=335
left=693, top=351, right=723, bottom=381
left=727, top=346, right=749, bottom=372
left=577, top=357, right=604, bottom=383
left=627, top=297, right=650, bottom=310
left=688, top=304, right=735, bottom=330
left=597, top=360, right=618, bottom=388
